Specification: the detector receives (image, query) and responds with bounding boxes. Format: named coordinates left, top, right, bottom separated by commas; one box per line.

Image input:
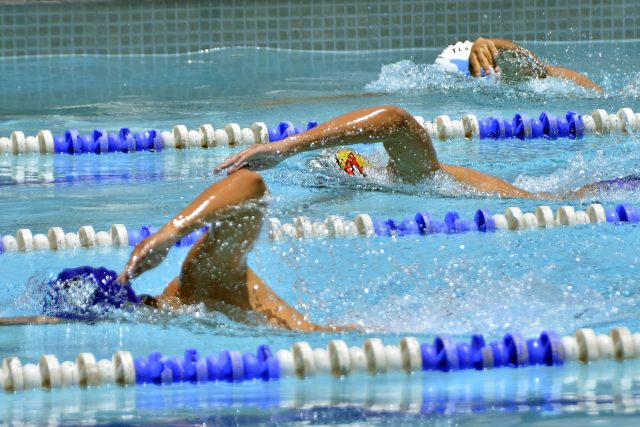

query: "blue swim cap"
left=43, top=266, right=139, bottom=320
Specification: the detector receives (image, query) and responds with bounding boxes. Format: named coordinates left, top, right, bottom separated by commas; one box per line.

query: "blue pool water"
left=1, top=42, right=640, bottom=425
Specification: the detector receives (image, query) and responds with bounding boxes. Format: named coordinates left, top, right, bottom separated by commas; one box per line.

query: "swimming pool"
left=1, top=42, right=640, bottom=425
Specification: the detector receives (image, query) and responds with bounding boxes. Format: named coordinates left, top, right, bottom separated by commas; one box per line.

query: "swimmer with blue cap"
left=436, top=37, right=602, bottom=92
left=2, top=169, right=356, bottom=332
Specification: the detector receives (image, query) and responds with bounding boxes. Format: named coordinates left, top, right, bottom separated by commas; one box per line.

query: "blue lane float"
left=478, top=111, right=587, bottom=141
left=127, top=225, right=209, bottom=247
left=53, top=128, right=163, bottom=155
left=374, top=209, right=493, bottom=237
left=133, top=346, right=280, bottom=386
left=268, top=121, right=318, bottom=142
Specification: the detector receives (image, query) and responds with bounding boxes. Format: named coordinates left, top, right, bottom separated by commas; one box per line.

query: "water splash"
left=513, top=143, right=640, bottom=203
left=365, top=59, right=601, bottom=100
left=622, top=71, right=640, bottom=97
left=266, top=229, right=640, bottom=337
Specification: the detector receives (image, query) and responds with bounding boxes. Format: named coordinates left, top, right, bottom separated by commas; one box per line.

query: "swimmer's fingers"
left=123, top=248, right=169, bottom=282
left=215, top=145, right=265, bottom=174
left=487, top=39, right=499, bottom=61
left=479, top=48, right=495, bottom=75
left=118, top=244, right=156, bottom=283
left=470, top=51, right=492, bottom=77
left=469, top=52, right=482, bottom=77
left=483, top=43, right=499, bottom=73
left=117, top=271, right=128, bottom=284
left=215, top=151, right=247, bottom=173
left=216, top=144, right=284, bottom=174
left=118, top=263, right=137, bottom=284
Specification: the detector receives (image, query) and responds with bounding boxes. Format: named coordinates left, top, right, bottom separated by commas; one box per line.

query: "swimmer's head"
left=434, top=40, right=480, bottom=77
left=335, top=149, right=368, bottom=176
left=43, top=266, right=141, bottom=320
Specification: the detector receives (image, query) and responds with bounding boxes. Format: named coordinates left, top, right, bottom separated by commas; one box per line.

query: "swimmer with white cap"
left=436, top=37, right=603, bottom=92
left=263, top=36, right=602, bottom=108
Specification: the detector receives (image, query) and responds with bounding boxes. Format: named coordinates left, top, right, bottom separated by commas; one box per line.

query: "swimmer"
left=216, top=105, right=632, bottom=199
left=462, top=37, right=603, bottom=92
left=217, top=105, right=548, bottom=198
left=264, top=37, right=602, bottom=107
left=1, top=169, right=355, bottom=332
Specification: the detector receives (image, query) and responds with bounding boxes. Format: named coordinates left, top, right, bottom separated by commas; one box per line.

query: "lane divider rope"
left=0, top=224, right=208, bottom=254
left=267, top=203, right=630, bottom=240
left=2, top=326, right=638, bottom=393
left=2, top=202, right=637, bottom=253
left=0, top=107, right=637, bottom=156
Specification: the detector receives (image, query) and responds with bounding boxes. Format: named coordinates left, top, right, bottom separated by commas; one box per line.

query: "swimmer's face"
left=496, top=50, right=548, bottom=83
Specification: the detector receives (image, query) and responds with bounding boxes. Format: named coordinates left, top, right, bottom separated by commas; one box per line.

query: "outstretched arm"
left=216, top=105, right=439, bottom=183
left=216, top=105, right=558, bottom=198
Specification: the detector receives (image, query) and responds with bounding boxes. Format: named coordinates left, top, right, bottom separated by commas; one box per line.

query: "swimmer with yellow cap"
left=335, top=149, right=369, bottom=176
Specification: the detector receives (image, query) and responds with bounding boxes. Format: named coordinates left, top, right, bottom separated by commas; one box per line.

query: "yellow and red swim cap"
left=335, top=149, right=368, bottom=176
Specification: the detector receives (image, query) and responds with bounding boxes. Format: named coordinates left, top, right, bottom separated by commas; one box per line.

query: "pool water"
left=1, top=42, right=640, bottom=425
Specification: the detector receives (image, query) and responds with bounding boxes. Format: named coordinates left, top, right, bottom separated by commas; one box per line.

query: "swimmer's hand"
left=469, top=37, right=500, bottom=77
left=118, top=226, right=178, bottom=284
left=215, top=142, right=286, bottom=174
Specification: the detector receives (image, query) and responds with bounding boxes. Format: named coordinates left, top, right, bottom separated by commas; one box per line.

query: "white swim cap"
left=435, top=40, right=473, bottom=76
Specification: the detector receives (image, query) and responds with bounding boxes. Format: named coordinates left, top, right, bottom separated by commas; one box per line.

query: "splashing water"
left=622, top=71, right=640, bottom=97
left=261, top=228, right=640, bottom=337
left=365, top=59, right=601, bottom=100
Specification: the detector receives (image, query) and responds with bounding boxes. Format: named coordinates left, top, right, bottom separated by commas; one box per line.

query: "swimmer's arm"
left=544, top=65, right=603, bottom=93
left=439, top=163, right=556, bottom=199
left=246, top=269, right=360, bottom=333
left=470, top=37, right=547, bottom=77
left=0, top=316, right=65, bottom=326
left=487, top=38, right=531, bottom=53
left=487, top=38, right=546, bottom=64
left=217, top=106, right=439, bottom=182
left=473, top=37, right=603, bottom=92
left=119, top=169, right=267, bottom=282
left=470, top=37, right=532, bottom=76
